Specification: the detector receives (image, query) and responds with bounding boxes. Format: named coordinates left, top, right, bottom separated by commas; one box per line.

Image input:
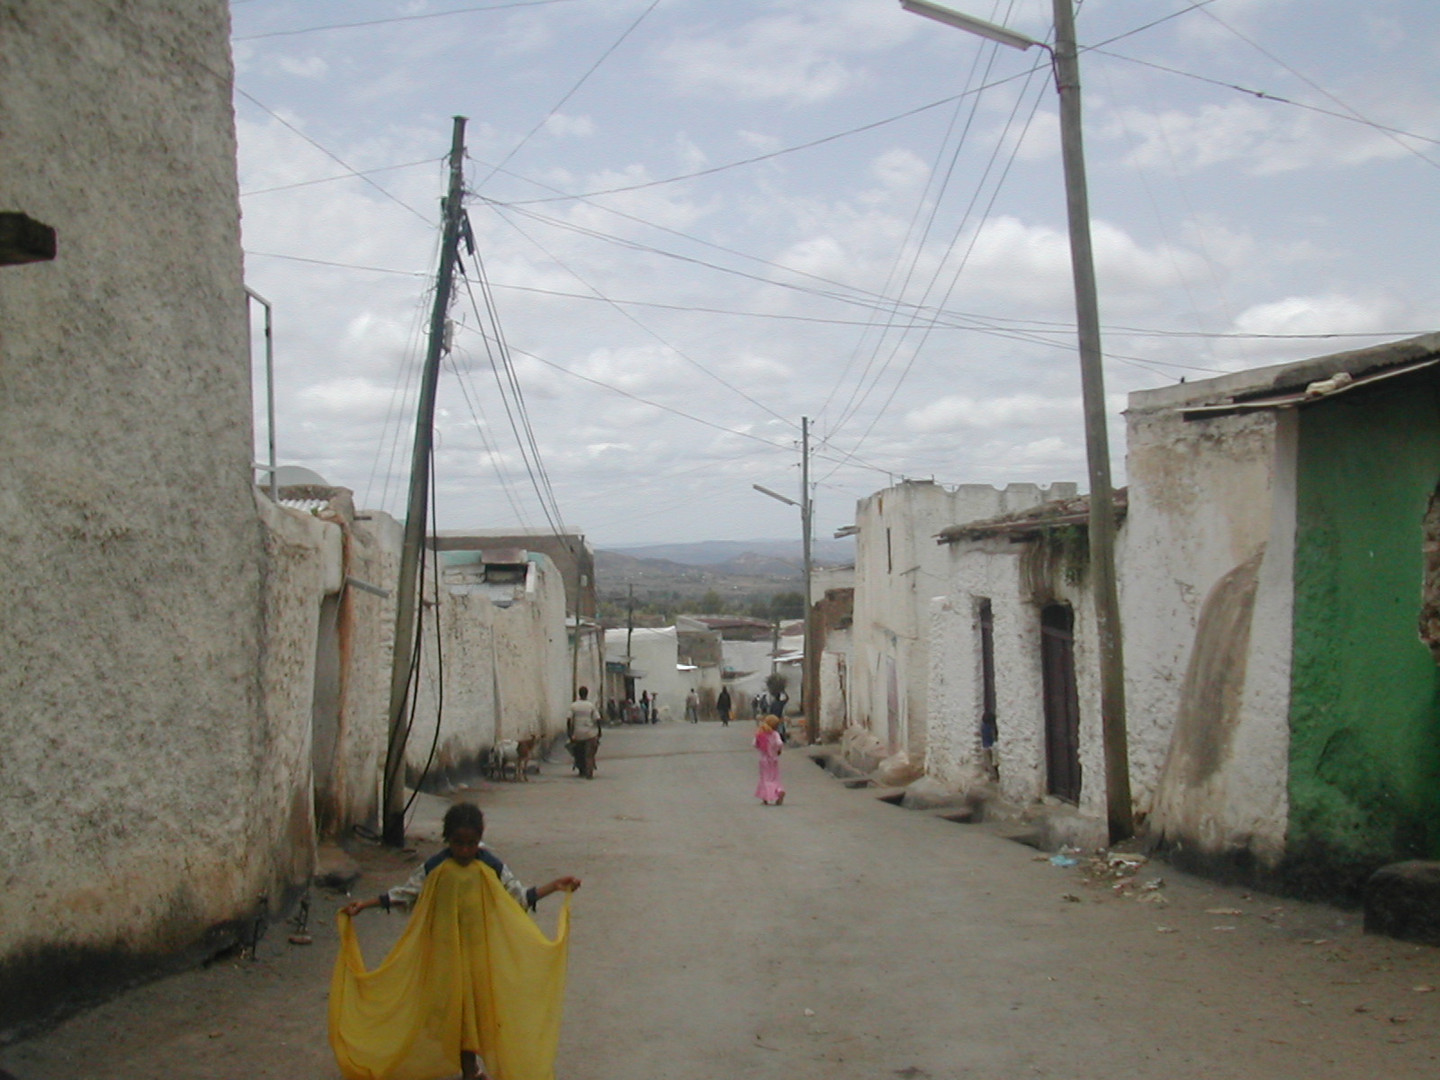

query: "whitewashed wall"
left=927, top=538, right=1107, bottom=820
left=327, top=512, right=403, bottom=832
left=604, top=626, right=698, bottom=720
left=850, top=481, right=1076, bottom=759
left=817, top=626, right=852, bottom=739
left=1126, top=383, right=1296, bottom=863
left=406, top=554, right=571, bottom=780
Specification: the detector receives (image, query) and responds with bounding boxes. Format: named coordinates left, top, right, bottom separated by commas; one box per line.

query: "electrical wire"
left=240, top=157, right=441, bottom=198
left=233, top=87, right=433, bottom=223
left=484, top=202, right=800, bottom=430
left=504, top=65, right=1050, bottom=206
left=1094, top=49, right=1440, bottom=154
left=232, top=0, right=580, bottom=42
left=473, top=0, right=660, bottom=191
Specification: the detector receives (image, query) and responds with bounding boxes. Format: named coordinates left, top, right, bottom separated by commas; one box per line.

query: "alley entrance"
left=4, top=722, right=1438, bottom=1080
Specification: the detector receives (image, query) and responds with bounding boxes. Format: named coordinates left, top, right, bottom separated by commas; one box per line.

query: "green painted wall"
left=1289, top=384, right=1440, bottom=887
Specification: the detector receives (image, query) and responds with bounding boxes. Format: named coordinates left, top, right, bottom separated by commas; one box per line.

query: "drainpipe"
left=245, top=287, right=277, bottom=501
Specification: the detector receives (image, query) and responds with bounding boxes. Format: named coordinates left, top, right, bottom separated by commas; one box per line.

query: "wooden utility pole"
left=380, top=116, right=468, bottom=848
left=1051, top=0, right=1133, bottom=842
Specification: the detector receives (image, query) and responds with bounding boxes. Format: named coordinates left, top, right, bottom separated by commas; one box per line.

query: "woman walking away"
left=754, top=715, right=785, bottom=806
left=332, top=802, right=580, bottom=1080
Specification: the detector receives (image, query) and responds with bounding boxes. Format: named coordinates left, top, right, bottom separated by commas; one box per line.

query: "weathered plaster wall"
left=928, top=538, right=1108, bottom=820
left=321, top=510, right=401, bottom=834
left=1287, top=387, right=1440, bottom=887
left=850, top=481, right=1076, bottom=759
left=408, top=554, right=570, bottom=782
left=0, top=0, right=314, bottom=1034
left=1129, top=392, right=1296, bottom=865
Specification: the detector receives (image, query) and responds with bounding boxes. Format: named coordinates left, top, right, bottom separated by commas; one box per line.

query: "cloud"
left=656, top=0, right=911, bottom=105
left=543, top=113, right=595, bottom=138
left=274, top=54, right=329, bottom=80
left=1110, top=96, right=1440, bottom=176
left=905, top=392, right=1080, bottom=433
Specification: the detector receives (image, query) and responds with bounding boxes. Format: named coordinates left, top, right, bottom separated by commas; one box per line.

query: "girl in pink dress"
left=754, top=715, right=785, bottom=805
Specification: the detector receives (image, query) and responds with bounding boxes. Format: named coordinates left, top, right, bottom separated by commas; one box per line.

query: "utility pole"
left=1051, top=0, right=1133, bottom=842
left=625, top=583, right=635, bottom=697
left=899, top=0, right=1133, bottom=841
left=380, top=116, right=468, bottom=848
left=801, top=416, right=816, bottom=744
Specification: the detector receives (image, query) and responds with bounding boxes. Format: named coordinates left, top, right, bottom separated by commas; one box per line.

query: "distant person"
left=624, top=698, right=641, bottom=725
left=649, top=694, right=660, bottom=723
left=754, top=715, right=785, bottom=806
left=606, top=698, right=619, bottom=725
left=567, top=686, right=600, bottom=779
left=716, top=686, right=732, bottom=727
left=684, top=688, right=700, bottom=724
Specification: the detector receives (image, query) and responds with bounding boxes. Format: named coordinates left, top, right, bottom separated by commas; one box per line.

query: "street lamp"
left=752, top=415, right=815, bottom=742
left=901, top=0, right=1133, bottom=842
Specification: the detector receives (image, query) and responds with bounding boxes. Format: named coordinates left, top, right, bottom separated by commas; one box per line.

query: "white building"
left=604, top=626, right=699, bottom=720
left=850, top=480, right=1077, bottom=763
left=927, top=494, right=1120, bottom=838
left=408, top=548, right=573, bottom=780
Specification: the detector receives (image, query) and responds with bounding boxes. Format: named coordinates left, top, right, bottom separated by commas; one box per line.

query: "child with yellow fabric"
left=334, top=803, right=580, bottom=1080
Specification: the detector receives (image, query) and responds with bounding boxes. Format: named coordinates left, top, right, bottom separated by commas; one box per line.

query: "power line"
left=240, top=157, right=441, bottom=198
left=474, top=0, right=660, bottom=190
left=1093, top=50, right=1440, bottom=156
left=504, top=65, right=1050, bottom=206
left=231, top=0, right=580, bottom=42
left=485, top=202, right=800, bottom=430
left=233, top=87, right=433, bottom=223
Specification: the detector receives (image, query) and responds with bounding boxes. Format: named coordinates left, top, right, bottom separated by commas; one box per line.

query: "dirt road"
left=4, top=722, right=1438, bottom=1079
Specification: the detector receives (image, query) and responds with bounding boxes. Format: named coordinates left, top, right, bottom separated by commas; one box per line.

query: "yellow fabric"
left=329, top=858, right=570, bottom=1080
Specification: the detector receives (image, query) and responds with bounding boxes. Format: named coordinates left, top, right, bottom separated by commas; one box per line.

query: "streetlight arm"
left=899, top=0, right=1039, bottom=51
left=753, top=483, right=800, bottom=508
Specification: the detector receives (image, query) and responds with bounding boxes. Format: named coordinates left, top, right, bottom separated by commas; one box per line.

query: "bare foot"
left=776, top=791, right=785, bottom=805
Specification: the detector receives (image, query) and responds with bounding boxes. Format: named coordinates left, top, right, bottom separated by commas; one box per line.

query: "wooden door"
left=1040, top=603, right=1082, bottom=804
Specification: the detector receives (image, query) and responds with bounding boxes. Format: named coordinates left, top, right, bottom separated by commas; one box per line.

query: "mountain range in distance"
left=595, top=538, right=855, bottom=598
left=604, top=538, right=855, bottom=568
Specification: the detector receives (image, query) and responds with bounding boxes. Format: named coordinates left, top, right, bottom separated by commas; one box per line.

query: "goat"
left=488, top=735, right=538, bottom=781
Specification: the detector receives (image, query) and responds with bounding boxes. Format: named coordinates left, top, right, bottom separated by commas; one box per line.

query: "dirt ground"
left=3, top=721, right=1438, bottom=1080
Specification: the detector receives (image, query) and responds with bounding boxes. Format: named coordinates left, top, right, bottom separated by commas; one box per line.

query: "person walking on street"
left=567, top=686, right=601, bottom=779
left=684, top=688, right=700, bottom=724
left=754, top=715, right=785, bottom=806
left=716, top=686, right=732, bottom=727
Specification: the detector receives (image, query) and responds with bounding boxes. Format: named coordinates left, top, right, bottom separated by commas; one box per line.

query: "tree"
left=769, top=591, right=805, bottom=620
left=699, top=589, right=724, bottom=614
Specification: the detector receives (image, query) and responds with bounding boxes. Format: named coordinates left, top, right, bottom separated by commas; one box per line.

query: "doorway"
left=1040, top=602, right=1082, bottom=803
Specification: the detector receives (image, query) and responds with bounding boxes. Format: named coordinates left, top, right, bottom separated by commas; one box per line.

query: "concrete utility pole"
left=901, top=0, right=1133, bottom=840
left=381, top=116, right=468, bottom=848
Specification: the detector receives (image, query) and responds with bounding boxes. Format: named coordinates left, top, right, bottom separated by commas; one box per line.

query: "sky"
left=229, top=0, right=1440, bottom=547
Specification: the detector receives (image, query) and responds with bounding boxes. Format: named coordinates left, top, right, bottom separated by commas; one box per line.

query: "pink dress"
left=754, top=727, right=784, bottom=803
